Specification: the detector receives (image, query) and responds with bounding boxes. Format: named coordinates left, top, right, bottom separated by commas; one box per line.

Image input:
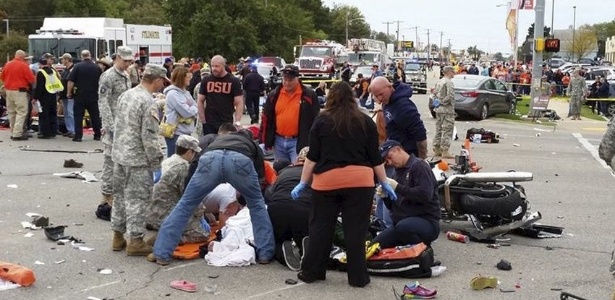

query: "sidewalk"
left=546, top=99, right=609, bottom=133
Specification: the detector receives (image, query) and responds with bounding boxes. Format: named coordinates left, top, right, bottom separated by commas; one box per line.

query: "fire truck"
left=346, top=38, right=388, bottom=70
left=28, top=18, right=172, bottom=66
left=294, top=40, right=348, bottom=81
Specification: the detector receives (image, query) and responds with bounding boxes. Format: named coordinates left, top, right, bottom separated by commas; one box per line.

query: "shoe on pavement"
left=10, top=136, right=29, bottom=141
left=146, top=253, right=171, bottom=266
left=282, top=240, right=301, bottom=271
left=403, top=281, right=437, bottom=298
left=112, top=231, right=127, bottom=251
left=470, top=276, right=498, bottom=290
left=126, top=237, right=152, bottom=256
left=63, top=159, right=84, bottom=168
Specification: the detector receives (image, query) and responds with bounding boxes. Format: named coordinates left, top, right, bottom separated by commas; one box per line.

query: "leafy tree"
left=591, top=20, right=615, bottom=42
left=328, top=4, right=370, bottom=44
left=494, top=52, right=504, bottom=62
left=565, top=25, right=598, bottom=61
left=0, top=0, right=55, bottom=34
left=52, top=0, right=107, bottom=17
left=0, top=29, right=29, bottom=65
left=466, top=45, right=483, bottom=61
left=370, top=31, right=394, bottom=44
left=525, top=23, right=551, bottom=40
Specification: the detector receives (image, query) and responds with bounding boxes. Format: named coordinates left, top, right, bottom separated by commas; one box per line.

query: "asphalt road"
left=0, top=70, right=614, bottom=300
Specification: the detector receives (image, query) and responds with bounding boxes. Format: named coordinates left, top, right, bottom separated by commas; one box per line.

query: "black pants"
left=74, top=95, right=101, bottom=140
left=301, top=187, right=373, bottom=287
left=245, top=91, right=261, bottom=124
left=23, top=94, right=32, bottom=132
left=202, top=123, right=220, bottom=136
left=268, top=201, right=310, bottom=266
left=38, top=96, right=58, bottom=137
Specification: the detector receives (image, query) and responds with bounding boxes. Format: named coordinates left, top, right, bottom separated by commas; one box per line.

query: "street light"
left=572, top=6, right=576, bottom=62
left=345, top=13, right=365, bottom=45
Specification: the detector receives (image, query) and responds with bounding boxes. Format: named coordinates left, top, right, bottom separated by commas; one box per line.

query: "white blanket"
left=204, top=208, right=256, bottom=267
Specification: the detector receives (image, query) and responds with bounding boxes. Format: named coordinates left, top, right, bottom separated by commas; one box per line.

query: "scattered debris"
left=535, top=133, right=541, bottom=137
left=170, top=280, right=198, bottom=293
left=54, top=260, right=65, bottom=264
left=0, top=279, right=21, bottom=291
left=208, top=275, right=218, bottom=279
left=98, top=269, right=112, bottom=275
left=500, top=288, right=516, bottom=293
left=533, top=128, right=551, bottom=132
left=44, top=226, right=68, bottom=241
left=21, top=222, right=41, bottom=230
left=24, top=232, right=34, bottom=238
left=34, top=261, right=45, bottom=265
left=18, top=145, right=103, bottom=154
left=32, top=216, right=49, bottom=227
left=25, top=213, right=42, bottom=218
left=63, top=159, right=84, bottom=168
left=6, top=184, right=18, bottom=189
left=53, top=171, right=98, bottom=183
left=512, top=143, right=520, bottom=147
left=203, top=284, right=218, bottom=294
left=557, top=216, right=564, bottom=219
left=496, top=259, right=512, bottom=271
left=487, top=244, right=500, bottom=249
left=73, top=223, right=84, bottom=226
left=285, top=279, right=297, bottom=285
left=551, top=288, right=563, bottom=291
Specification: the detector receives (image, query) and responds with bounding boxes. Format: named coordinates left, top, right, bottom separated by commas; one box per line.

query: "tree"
left=328, top=4, right=370, bottom=44
left=494, top=52, right=504, bottom=62
left=424, top=43, right=438, bottom=53
left=0, top=0, right=55, bottom=34
left=0, top=30, right=28, bottom=65
left=565, top=25, right=598, bottom=61
left=370, top=31, right=394, bottom=44
left=526, top=23, right=551, bottom=40
left=466, top=45, right=483, bottom=61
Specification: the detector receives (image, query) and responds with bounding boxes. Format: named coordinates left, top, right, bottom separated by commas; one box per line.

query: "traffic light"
left=545, top=38, right=560, bottom=53
left=535, top=38, right=545, bottom=52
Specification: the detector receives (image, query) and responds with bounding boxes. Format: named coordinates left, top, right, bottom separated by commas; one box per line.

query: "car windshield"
left=256, top=65, right=274, bottom=77
left=348, top=53, right=377, bottom=64
left=353, top=66, right=373, bottom=77
left=452, top=76, right=483, bottom=89
left=300, top=46, right=332, bottom=58
left=405, top=63, right=421, bottom=71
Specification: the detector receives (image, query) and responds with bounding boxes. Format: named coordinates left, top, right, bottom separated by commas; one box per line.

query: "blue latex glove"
left=199, top=217, right=211, bottom=233
left=379, top=181, right=398, bottom=202
left=291, top=182, right=307, bottom=200
left=432, top=98, right=440, bottom=108
left=153, top=169, right=162, bottom=183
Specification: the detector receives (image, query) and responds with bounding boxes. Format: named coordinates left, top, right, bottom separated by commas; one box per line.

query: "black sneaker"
left=301, top=236, right=310, bottom=260
left=10, top=136, right=29, bottom=141
left=282, top=241, right=301, bottom=271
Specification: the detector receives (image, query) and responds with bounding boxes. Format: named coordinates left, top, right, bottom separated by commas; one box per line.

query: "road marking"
left=581, top=127, right=607, bottom=131
left=572, top=133, right=615, bottom=178
left=247, top=282, right=306, bottom=299
left=163, top=261, right=202, bottom=272
left=49, top=280, right=121, bottom=300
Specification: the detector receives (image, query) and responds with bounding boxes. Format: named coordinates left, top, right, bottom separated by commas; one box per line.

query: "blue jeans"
left=373, top=216, right=440, bottom=248
left=164, top=134, right=179, bottom=157
left=274, top=135, right=298, bottom=163
left=62, top=98, right=75, bottom=134
left=375, top=197, right=392, bottom=228
left=153, top=150, right=275, bottom=261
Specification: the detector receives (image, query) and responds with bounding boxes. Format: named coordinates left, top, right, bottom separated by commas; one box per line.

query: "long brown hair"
left=170, top=66, right=190, bottom=89
left=323, top=81, right=366, bottom=138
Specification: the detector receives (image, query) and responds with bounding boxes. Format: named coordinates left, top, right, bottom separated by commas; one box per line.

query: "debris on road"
left=53, top=171, right=98, bottom=183
left=496, top=259, right=512, bottom=271
left=18, top=145, right=103, bottom=154
left=54, top=260, right=65, bottom=264
left=23, top=232, right=34, bottom=238
left=63, top=159, right=84, bottom=168
left=34, top=261, right=45, bottom=265
left=32, top=216, right=49, bottom=227
left=285, top=279, right=297, bottom=285
left=6, top=184, right=18, bottom=189
left=21, top=222, right=41, bottom=230
left=98, top=269, right=112, bottom=275
left=44, top=226, right=68, bottom=241
left=513, top=143, right=520, bottom=147
left=0, top=261, right=36, bottom=287
left=0, top=279, right=20, bottom=291
left=171, top=280, right=198, bottom=293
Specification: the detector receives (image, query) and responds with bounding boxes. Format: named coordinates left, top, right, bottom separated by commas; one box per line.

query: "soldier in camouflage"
left=567, top=69, right=588, bottom=120
left=146, top=135, right=210, bottom=244
left=98, top=46, right=133, bottom=207
left=598, top=116, right=615, bottom=276
left=433, top=66, right=456, bottom=159
left=111, top=64, right=166, bottom=256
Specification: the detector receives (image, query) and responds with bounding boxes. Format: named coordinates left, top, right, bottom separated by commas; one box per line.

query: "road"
left=0, top=70, right=613, bottom=300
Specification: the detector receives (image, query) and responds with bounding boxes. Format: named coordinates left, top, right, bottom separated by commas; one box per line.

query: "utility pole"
left=530, top=0, right=546, bottom=117
left=448, top=39, right=452, bottom=63
left=382, top=21, right=394, bottom=38
left=551, top=0, right=555, bottom=38
left=439, top=31, right=444, bottom=66
left=395, top=20, right=403, bottom=53
left=426, top=29, right=431, bottom=62
left=572, top=6, right=577, bottom=62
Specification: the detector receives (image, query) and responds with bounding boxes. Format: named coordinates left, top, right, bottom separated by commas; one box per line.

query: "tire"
left=479, top=103, right=489, bottom=120
left=457, top=186, right=526, bottom=219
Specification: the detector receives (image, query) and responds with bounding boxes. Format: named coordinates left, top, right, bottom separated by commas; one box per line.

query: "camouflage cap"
left=176, top=135, right=202, bottom=153
left=143, top=64, right=170, bottom=81
left=443, top=66, right=455, bottom=73
left=116, top=46, right=134, bottom=61
left=297, top=147, right=309, bottom=162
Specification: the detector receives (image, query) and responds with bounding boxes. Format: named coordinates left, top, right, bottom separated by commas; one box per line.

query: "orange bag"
left=172, top=243, right=203, bottom=260
left=0, top=261, right=36, bottom=286
left=368, top=243, right=427, bottom=261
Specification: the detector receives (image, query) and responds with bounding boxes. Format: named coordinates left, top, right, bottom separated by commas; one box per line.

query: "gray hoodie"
left=163, top=85, right=199, bottom=135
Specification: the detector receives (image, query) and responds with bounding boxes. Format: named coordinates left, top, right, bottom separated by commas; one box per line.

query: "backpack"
left=366, top=243, right=434, bottom=278
left=466, top=128, right=500, bottom=144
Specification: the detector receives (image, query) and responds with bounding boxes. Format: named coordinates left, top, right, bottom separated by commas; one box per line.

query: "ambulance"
left=28, top=18, right=172, bottom=65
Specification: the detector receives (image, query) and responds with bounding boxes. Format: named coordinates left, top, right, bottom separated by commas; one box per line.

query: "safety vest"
left=38, top=69, right=64, bottom=94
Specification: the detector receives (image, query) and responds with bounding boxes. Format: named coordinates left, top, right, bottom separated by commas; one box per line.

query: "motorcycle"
left=431, top=147, right=542, bottom=241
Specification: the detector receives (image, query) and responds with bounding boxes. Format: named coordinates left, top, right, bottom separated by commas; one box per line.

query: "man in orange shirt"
left=259, top=65, right=320, bottom=162
left=0, top=50, right=36, bottom=140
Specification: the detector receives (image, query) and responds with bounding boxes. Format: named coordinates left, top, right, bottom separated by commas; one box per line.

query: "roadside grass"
left=495, top=96, right=604, bottom=124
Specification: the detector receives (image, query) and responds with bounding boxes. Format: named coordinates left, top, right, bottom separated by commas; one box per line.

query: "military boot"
left=441, top=149, right=455, bottom=159
left=127, top=237, right=153, bottom=256
left=102, top=194, right=114, bottom=206
left=145, top=233, right=157, bottom=247
left=433, top=146, right=442, bottom=157
left=112, top=231, right=127, bottom=251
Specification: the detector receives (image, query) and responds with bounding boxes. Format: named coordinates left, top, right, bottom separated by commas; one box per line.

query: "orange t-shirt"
left=312, top=165, right=375, bottom=191
left=0, top=58, right=36, bottom=90
left=275, top=88, right=301, bottom=137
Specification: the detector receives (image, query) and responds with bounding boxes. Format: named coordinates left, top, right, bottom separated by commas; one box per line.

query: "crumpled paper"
left=52, top=171, right=98, bottom=183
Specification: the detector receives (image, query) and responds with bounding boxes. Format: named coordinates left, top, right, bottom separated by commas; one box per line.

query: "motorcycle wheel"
left=457, top=185, right=527, bottom=221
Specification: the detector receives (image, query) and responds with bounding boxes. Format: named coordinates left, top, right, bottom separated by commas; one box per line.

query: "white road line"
left=247, top=282, right=306, bottom=299
left=49, top=280, right=121, bottom=300
left=163, top=261, right=202, bottom=272
left=572, top=133, right=615, bottom=178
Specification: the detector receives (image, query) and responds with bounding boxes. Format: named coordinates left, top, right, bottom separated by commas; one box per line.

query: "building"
left=606, top=36, right=615, bottom=63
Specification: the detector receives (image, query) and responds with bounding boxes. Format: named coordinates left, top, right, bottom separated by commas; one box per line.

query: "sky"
left=322, top=0, right=615, bottom=55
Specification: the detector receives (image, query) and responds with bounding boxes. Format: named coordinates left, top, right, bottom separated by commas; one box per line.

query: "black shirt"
left=198, top=73, right=243, bottom=126
left=59, top=64, right=73, bottom=99
left=265, top=164, right=312, bottom=206
left=306, top=113, right=383, bottom=174
left=243, top=71, right=265, bottom=93
left=315, top=87, right=326, bottom=97
left=67, top=59, right=102, bottom=96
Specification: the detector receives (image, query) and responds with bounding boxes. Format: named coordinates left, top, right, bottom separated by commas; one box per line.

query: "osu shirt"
left=198, top=72, right=242, bottom=126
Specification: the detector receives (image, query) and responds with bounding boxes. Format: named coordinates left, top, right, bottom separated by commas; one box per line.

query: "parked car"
left=253, top=57, right=287, bottom=69
left=253, top=63, right=282, bottom=92
left=428, top=75, right=517, bottom=120
left=578, top=58, right=597, bottom=66
left=548, top=58, right=566, bottom=69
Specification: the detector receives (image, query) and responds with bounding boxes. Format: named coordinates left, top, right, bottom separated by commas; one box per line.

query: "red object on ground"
left=170, top=280, right=197, bottom=292
left=0, top=261, right=36, bottom=286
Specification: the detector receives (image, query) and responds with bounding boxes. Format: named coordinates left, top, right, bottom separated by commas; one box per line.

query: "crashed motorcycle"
left=431, top=149, right=542, bottom=241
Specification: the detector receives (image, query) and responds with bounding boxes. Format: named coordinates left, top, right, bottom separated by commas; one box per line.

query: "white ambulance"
left=28, top=17, right=172, bottom=65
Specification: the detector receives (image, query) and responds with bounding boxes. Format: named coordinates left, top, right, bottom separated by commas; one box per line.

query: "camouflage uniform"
left=567, top=74, right=587, bottom=117
left=98, top=52, right=132, bottom=197
left=147, top=154, right=209, bottom=243
left=433, top=75, right=456, bottom=151
left=599, top=116, right=615, bottom=172
left=111, top=84, right=164, bottom=238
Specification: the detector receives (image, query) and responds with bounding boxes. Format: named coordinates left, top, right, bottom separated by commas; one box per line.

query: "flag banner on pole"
left=518, top=0, right=534, bottom=10
left=506, top=8, right=517, bottom=45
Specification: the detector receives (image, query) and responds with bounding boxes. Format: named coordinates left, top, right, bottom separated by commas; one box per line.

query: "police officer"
left=67, top=50, right=103, bottom=142
left=98, top=46, right=133, bottom=207
left=33, top=55, right=63, bottom=139
left=432, top=66, right=456, bottom=159
left=110, top=64, right=166, bottom=256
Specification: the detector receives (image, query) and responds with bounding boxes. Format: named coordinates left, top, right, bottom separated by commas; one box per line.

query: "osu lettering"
left=206, top=82, right=232, bottom=94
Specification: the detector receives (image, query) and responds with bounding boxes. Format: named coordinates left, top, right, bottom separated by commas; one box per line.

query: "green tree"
left=52, top=0, right=107, bottom=17
left=0, top=1, right=55, bottom=34
left=525, top=23, right=551, bottom=40
left=328, top=4, right=370, bottom=44
left=370, top=31, right=394, bottom=44
left=466, top=45, right=483, bottom=61
left=494, top=52, right=504, bottom=62
left=565, top=25, right=598, bottom=61
left=0, top=30, right=29, bottom=65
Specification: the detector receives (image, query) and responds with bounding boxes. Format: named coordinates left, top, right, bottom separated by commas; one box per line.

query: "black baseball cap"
left=281, top=64, right=300, bottom=77
left=379, top=140, right=401, bottom=158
